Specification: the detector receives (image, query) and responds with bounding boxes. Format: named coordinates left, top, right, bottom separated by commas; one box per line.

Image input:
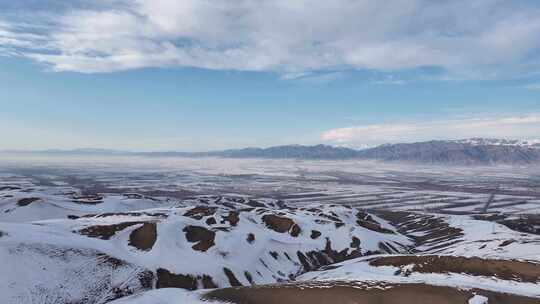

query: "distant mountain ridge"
left=2, top=144, right=361, bottom=160
left=3, top=138, right=540, bottom=164
left=356, top=139, right=540, bottom=165
left=199, top=144, right=360, bottom=159
left=454, top=137, right=540, bottom=148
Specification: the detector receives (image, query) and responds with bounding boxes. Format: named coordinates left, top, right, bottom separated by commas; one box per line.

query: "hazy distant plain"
left=1, top=154, right=540, bottom=215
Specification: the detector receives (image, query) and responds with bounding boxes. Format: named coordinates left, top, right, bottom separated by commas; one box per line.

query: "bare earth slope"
left=0, top=194, right=412, bottom=303
left=0, top=179, right=539, bottom=304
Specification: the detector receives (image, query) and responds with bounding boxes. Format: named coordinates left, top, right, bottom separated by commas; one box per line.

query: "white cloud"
left=281, top=71, right=346, bottom=84
left=522, top=83, right=540, bottom=91
left=321, top=114, right=540, bottom=145
left=370, top=79, right=407, bottom=86
left=1, top=1, right=540, bottom=77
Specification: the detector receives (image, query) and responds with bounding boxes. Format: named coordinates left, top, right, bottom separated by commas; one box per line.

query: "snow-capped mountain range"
left=3, top=138, right=540, bottom=164
left=454, top=137, right=540, bottom=148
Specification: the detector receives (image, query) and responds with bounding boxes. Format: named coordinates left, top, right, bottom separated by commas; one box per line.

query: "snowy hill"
left=0, top=194, right=412, bottom=303
left=1, top=183, right=539, bottom=303
left=109, top=210, right=540, bottom=304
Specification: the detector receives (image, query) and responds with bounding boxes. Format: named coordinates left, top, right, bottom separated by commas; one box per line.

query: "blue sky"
left=1, top=1, right=540, bottom=151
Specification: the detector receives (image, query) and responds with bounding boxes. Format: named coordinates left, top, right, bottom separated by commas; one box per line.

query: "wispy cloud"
left=370, top=79, right=407, bottom=86
left=1, top=1, right=540, bottom=79
left=281, top=71, right=346, bottom=84
left=522, top=83, right=540, bottom=91
left=321, top=114, right=540, bottom=145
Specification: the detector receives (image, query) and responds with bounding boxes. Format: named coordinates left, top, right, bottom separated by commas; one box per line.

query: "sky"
left=1, top=0, right=540, bottom=151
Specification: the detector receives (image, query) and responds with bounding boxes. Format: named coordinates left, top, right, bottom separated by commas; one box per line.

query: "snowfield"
left=0, top=194, right=413, bottom=303
left=1, top=160, right=539, bottom=303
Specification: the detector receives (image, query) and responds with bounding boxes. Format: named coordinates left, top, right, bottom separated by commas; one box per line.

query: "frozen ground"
left=0, top=155, right=539, bottom=303
left=1, top=154, right=539, bottom=215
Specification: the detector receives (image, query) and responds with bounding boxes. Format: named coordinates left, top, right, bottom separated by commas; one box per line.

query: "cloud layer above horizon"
left=321, top=113, right=540, bottom=146
left=1, top=0, right=540, bottom=79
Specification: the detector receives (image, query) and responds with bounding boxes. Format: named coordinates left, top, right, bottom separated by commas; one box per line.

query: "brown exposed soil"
left=203, top=281, right=540, bottom=304
left=79, top=212, right=167, bottom=219
left=206, top=217, right=217, bottom=225
left=297, top=238, right=362, bottom=272
left=91, top=254, right=155, bottom=301
left=498, top=215, right=540, bottom=235
left=246, top=200, right=266, bottom=207
left=310, top=230, right=321, bottom=239
left=374, top=210, right=463, bottom=251
left=137, top=270, right=155, bottom=289
left=71, top=193, right=104, bottom=204
left=369, top=255, right=540, bottom=283
left=156, top=268, right=219, bottom=290
left=244, top=271, right=254, bottom=285
left=499, top=239, right=515, bottom=247
left=0, top=186, right=21, bottom=191
left=95, top=253, right=125, bottom=268
left=319, top=213, right=342, bottom=223
left=156, top=268, right=198, bottom=290
left=183, top=225, right=216, bottom=252
left=221, top=211, right=240, bottom=226
left=356, top=211, right=395, bottom=234
left=17, top=197, right=41, bottom=206
left=261, top=214, right=294, bottom=233
left=202, top=275, right=218, bottom=288
left=474, top=214, right=540, bottom=235
left=184, top=206, right=217, bottom=220
left=290, top=224, right=302, bottom=237
left=378, top=242, right=399, bottom=253
left=79, top=221, right=146, bottom=239
left=224, top=267, right=242, bottom=286
left=350, top=236, right=360, bottom=248
left=128, top=223, right=157, bottom=251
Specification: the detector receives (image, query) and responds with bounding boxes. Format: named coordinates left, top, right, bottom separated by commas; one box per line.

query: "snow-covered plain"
left=2, top=155, right=540, bottom=215
left=0, top=156, right=539, bottom=303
